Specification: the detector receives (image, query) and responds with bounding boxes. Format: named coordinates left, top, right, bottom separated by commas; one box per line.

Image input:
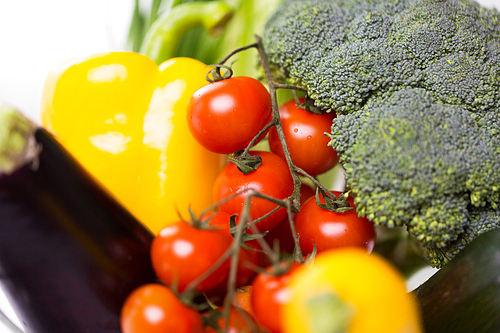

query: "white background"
left=1, top=0, right=499, bottom=122
left=1, top=0, right=500, bottom=332
left=0, top=0, right=137, bottom=123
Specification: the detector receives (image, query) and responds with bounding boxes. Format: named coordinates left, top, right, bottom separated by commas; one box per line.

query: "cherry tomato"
left=281, top=249, right=423, bottom=333
left=120, top=283, right=203, bottom=333
left=187, top=76, right=272, bottom=154
left=151, top=221, right=233, bottom=293
left=251, top=262, right=303, bottom=333
left=213, top=151, right=294, bottom=233
left=204, top=306, right=260, bottom=333
left=268, top=98, right=339, bottom=176
left=294, top=191, right=376, bottom=256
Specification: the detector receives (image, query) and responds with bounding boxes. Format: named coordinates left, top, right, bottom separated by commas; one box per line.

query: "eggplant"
left=0, top=106, right=156, bottom=333
left=413, top=228, right=500, bottom=333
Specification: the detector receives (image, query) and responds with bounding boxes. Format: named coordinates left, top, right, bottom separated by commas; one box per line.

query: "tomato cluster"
left=119, top=72, right=388, bottom=333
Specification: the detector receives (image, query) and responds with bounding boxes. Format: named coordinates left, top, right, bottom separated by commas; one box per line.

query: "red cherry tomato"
left=120, top=283, right=203, bottom=333
left=187, top=76, right=272, bottom=154
left=212, top=151, right=294, bottom=233
left=251, top=262, right=302, bottom=333
left=268, top=98, right=339, bottom=176
left=294, top=191, right=376, bottom=256
left=151, top=221, right=233, bottom=293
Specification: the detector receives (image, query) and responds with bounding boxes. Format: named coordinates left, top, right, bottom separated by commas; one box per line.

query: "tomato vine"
left=122, top=35, right=369, bottom=333
left=198, top=35, right=354, bottom=329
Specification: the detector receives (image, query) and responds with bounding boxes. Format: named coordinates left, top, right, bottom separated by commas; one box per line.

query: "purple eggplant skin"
left=0, top=127, right=157, bottom=333
left=413, top=229, right=500, bottom=333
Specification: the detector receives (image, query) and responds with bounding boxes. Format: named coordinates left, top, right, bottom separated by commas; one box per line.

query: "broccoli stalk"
left=263, top=0, right=500, bottom=267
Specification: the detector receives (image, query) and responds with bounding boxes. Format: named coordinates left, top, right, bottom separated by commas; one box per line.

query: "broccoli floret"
left=263, top=0, right=500, bottom=115
left=263, top=0, right=500, bottom=267
left=427, top=207, right=500, bottom=267
left=423, top=54, right=500, bottom=117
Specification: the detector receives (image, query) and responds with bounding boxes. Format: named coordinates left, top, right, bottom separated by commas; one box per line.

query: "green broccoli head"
left=263, top=0, right=500, bottom=116
left=263, top=0, right=500, bottom=267
left=331, top=88, right=500, bottom=257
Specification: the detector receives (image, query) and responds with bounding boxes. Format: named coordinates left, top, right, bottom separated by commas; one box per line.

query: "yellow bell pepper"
left=41, top=52, right=222, bottom=234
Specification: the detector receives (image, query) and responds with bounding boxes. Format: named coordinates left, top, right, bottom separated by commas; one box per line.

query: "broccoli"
left=332, top=88, right=500, bottom=266
left=262, top=0, right=500, bottom=267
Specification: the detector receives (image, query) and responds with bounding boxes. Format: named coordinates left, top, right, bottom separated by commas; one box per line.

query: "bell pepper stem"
left=0, top=105, right=38, bottom=175
left=140, top=1, right=234, bottom=65
left=306, top=292, right=355, bottom=333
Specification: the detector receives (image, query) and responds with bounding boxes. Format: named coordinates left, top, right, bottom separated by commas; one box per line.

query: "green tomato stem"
left=140, top=1, right=234, bottom=64
left=255, top=35, right=302, bottom=212
left=221, top=195, right=250, bottom=331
